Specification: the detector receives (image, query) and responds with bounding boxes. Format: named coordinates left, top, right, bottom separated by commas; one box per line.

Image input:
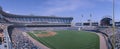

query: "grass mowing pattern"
left=28, top=30, right=99, bottom=49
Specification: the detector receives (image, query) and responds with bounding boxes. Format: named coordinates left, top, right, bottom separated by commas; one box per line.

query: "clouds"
left=40, top=0, right=95, bottom=15
left=39, top=0, right=120, bottom=16
left=5, top=11, right=10, bottom=13
left=96, top=0, right=120, bottom=4
left=96, top=0, right=112, bottom=2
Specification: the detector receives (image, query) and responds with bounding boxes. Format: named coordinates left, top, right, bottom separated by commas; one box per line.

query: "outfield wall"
left=24, top=27, right=79, bottom=31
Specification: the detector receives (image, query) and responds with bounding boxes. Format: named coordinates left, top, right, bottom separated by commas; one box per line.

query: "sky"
left=0, top=0, right=120, bottom=23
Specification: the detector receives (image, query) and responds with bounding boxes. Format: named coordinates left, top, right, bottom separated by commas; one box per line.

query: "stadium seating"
left=11, top=28, right=40, bottom=49
left=99, top=27, right=120, bottom=49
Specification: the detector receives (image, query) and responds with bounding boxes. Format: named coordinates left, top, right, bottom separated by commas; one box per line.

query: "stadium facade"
left=75, top=17, right=120, bottom=27
left=0, top=6, right=73, bottom=27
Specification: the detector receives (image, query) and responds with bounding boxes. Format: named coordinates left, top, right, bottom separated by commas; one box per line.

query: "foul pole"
left=112, top=0, right=115, bottom=49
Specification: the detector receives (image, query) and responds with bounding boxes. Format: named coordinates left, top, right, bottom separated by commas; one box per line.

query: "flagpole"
left=112, top=0, right=115, bottom=49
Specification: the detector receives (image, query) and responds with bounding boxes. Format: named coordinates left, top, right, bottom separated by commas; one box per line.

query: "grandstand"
left=0, top=6, right=76, bottom=49
left=0, top=7, right=73, bottom=27
left=0, top=7, right=73, bottom=28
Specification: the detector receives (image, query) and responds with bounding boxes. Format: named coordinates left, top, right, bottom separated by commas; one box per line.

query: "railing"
left=3, top=26, right=12, bottom=49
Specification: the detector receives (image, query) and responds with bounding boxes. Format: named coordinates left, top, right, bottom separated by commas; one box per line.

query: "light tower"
left=81, top=14, right=83, bottom=26
left=90, top=13, right=92, bottom=26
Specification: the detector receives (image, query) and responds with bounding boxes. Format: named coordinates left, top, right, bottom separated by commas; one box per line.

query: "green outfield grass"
left=28, top=30, right=99, bottom=49
left=34, top=31, right=48, bottom=34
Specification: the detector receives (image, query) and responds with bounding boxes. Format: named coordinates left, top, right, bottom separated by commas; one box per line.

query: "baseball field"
left=28, top=30, right=99, bottom=49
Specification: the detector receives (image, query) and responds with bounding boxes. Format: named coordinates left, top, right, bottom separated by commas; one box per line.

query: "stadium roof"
left=0, top=6, right=73, bottom=19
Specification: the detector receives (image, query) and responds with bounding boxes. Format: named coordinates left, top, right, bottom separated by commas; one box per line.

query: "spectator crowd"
left=11, top=28, right=41, bottom=49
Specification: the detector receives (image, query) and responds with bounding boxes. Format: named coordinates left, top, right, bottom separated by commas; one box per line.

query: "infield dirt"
left=36, top=31, right=56, bottom=37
